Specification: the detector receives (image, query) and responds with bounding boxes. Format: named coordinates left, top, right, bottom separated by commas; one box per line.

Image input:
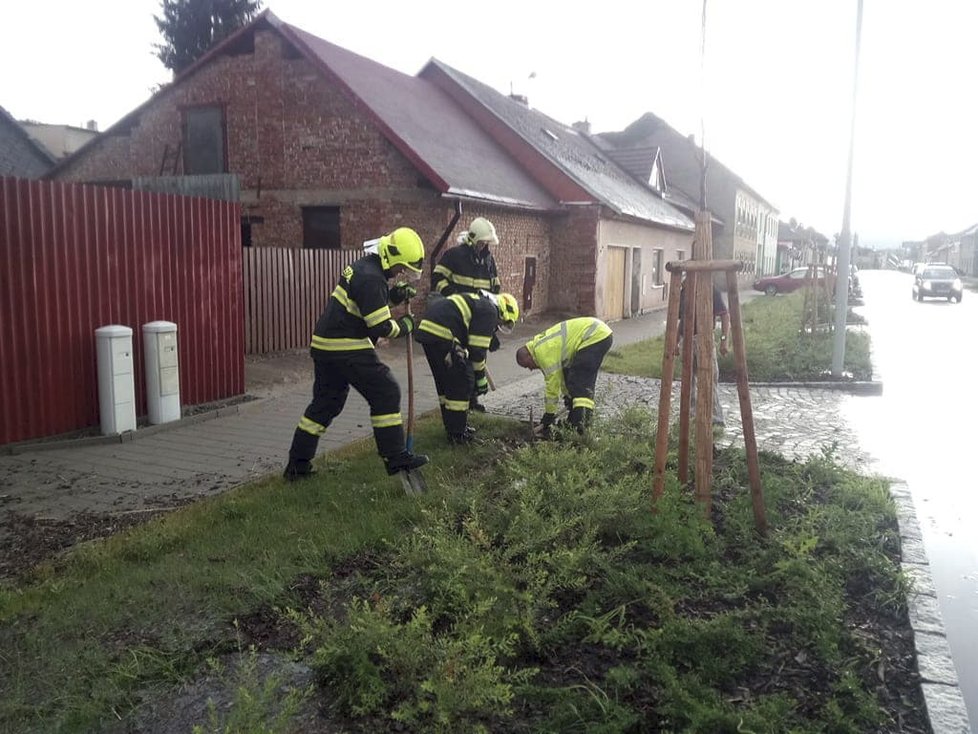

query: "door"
left=522, top=257, right=537, bottom=313
left=603, top=247, right=627, bottom=321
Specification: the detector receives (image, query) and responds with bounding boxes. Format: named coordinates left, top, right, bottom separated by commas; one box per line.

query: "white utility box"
left=95, top=325, right=137, bottom=435
left=142, top=321, right=181, bottom=425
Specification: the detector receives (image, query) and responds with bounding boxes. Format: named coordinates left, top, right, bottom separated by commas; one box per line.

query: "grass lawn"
left=603, top=292, right=872, bottom=382
left=0, top=410, right=926, bottom=733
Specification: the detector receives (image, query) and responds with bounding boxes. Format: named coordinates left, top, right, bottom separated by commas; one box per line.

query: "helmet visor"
left=403, top=258, right=423, bottom=273
left=497, top=321, right=515, bottom=335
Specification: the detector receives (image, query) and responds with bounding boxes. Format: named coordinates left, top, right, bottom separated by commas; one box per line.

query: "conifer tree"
left=155, top=0, right=262, bottom=74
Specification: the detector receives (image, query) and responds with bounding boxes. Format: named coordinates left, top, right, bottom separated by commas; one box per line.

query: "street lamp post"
left=832, top=0, right=864, bottom=377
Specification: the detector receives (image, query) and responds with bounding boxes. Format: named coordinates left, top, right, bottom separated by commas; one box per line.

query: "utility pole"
left=832, top=0, right=864, bottom=376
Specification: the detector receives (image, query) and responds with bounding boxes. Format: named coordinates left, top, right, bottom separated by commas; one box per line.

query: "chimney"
left=572, top=119, right=591, bottom=134
left=509, top=93, right=529, bottom=107
left=86, top=120, right=98, bottom=131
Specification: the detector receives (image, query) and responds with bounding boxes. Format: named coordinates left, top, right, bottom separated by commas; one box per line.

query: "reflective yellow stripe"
left=371, top=413, right=402, bottom=428
left=438, top=395, right=446, bottom=405
left=448, top=294, right=472, bottom=327
left=471, top=359, right=486, bottom=370
left=311, top=335, right=374, bottom=351
left=444, top=399, right=469, bottom=412
left=388, top=321, right=401, bottom=338
left=572, top=397, right=595, bottom=410
left=297, top=415, right=326, bottom=436
left=469, top=334, right=491, bottom=349
left=363, top=305, right=391, bottom=328
left=418, top=320, right=454, bottom=341
left=331, top=285, right=362, bottom=317
left=449, top=273, right=493, bottom=290
left=434, top=264, right=454, bottom=278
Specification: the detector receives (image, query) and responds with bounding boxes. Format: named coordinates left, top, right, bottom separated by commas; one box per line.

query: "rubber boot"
left=463, top=425, right=477, bottom=437
left=283, top=459, right=316, bottom=482
left=469, top=396, right=487, bottom=413
left=384, top=451, right=429, bottom=476
left=447, top=432, right=475, bottom=446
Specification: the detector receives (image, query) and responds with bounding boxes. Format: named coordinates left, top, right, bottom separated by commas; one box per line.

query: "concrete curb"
left=890, top=481, right=973, bottom=733
left=745, top=380, right=882, bottom=395
left=0, top=402, right=249, bottom=455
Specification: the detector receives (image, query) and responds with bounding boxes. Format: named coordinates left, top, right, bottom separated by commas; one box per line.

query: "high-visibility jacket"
left=526, top=317, right=613, bottom=413
left=431, top=243, right=501, bottom=295
left=415, top=293, right=497, bottom=387
left=311, top=254, right=406, bottom=353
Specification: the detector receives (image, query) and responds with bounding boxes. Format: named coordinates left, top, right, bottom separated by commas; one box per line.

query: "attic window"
left=542, top=128, right=559, bottom=142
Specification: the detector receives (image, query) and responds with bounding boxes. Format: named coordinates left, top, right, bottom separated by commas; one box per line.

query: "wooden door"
left=603, top=247, right=627, bottom=321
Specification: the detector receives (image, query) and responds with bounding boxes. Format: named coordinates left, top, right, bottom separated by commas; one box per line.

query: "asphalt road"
left=842, top=268, right=978, bottom=723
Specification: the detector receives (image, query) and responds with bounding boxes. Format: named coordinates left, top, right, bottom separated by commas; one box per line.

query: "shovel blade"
left=398, top=468, right=428, bottom=495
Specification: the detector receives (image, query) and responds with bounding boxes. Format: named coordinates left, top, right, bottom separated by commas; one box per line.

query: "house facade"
left=52, top=11, right=693, bottom=322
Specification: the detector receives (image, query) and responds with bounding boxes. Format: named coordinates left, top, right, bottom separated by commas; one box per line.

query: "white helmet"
left=466, top=217, right=499, bottom=246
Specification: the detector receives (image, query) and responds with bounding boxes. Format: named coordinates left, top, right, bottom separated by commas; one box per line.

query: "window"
left=240, top=216, right=263, bottom=247
left=652, top=249, right=664, bottom=286
left=676, top=250, right=685, bottom=261
left=302, top=206, right=341, bottom=249
left=182, top=105, right=226, bottom=175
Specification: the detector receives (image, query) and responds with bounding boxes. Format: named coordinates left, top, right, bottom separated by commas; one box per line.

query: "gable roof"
left=421, top=60, right=693, bottom=232
left=598, top=112, right=777, bottom=212
left=52, top=11, right=554, bottom=211
left=0, top=105, right=55, bottom=178
left=273, top=19, right=553, bottom=210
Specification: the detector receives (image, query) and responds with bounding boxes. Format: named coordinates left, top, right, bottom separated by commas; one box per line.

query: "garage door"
left=602, top=246, right=627, bottom=321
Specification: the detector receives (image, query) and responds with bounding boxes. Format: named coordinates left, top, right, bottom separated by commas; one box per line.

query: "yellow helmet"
left=379, top=227, right=425, bottom=273
left=466, top=217, right=499, bottom=246
left=496, top=292, right=520, bottom=333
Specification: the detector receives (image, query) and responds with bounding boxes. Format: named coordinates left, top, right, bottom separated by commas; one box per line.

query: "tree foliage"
left=155, top=0, right=262, bottom=74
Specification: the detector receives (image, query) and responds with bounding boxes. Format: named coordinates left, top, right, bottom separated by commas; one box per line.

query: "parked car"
left=753, top=267, right=833, bottom=296
left=912, top=264, right=963, bottom=302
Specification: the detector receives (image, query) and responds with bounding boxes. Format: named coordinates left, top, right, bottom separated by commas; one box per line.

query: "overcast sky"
left=2, top=1, right=976, bottom=247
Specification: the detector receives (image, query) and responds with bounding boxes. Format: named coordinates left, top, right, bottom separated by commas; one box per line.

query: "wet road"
left=843, top=269, right=978, bottom=723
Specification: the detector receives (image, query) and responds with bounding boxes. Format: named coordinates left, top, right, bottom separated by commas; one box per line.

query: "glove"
left=540, top=412, right=556, bottom=428
left=389, top=283, right=417, bottom=305
left=475, top=375, right=489, bottom=396
left=396, top=314, right=414, bottom=335
left=489, top=334, right=500, bottom=352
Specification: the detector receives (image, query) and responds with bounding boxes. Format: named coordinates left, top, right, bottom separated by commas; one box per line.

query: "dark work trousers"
left=564, top=334, right=614, bottom=428
left=421, top=340, right=474, bottom=437
left=288, top=350, right=404, bottom=465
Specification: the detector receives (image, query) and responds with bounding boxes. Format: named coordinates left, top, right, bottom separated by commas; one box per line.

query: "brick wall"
left=550, top=206, right=601, bottom=313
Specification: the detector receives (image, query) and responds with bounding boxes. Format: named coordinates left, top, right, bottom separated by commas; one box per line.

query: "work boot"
left=463, top=425, right=477, bottom=437
left=384, top=451, right=429, bottom=476
left=469, top=397, right=487, bottom=413
left=283, top=459, right=316, bottom=482
left=447, top=431, right=476, bottom=446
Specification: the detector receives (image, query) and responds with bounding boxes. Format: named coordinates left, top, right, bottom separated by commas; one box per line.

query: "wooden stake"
left=652, top=270, right=683, bottom=503
left=726, top=271, right=767, bottom=535
left=693, top=212, right=715, bottom=518
left=678, top=271, right=696, bottom=485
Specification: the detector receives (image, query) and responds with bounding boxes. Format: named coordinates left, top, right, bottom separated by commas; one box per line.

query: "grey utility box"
left=95, top=325, right=137, bottom=435
left=142, top=321, right=181, bottom=425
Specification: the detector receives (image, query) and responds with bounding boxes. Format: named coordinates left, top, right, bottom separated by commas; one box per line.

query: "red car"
left=753, top=267, right=833, bottom=296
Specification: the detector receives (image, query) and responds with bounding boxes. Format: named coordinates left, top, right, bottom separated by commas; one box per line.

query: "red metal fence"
left=243, top=247, right=359, bottom=354
left=0, top=177, right=243, bottom=445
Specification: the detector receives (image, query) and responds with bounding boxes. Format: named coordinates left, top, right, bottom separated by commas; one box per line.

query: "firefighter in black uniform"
left=414, top=292, right=520, bottom=444
left=430, top=217, right=502, bottom=412
left=284, top=227, right=429, bottom=481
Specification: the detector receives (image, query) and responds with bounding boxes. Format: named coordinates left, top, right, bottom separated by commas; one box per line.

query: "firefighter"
left=431, top=216, right=503, bottom=413
left=414, top=291, right=520, bottom=444
left=515, top=317, right=614, bottom=432
left=284, top=227, right=429, bottom=481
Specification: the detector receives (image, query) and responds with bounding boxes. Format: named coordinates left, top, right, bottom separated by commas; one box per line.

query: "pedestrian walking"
left=414, top=291, right=520, bottom=444
left=675, top=277, right=730, bottom=427
left=431, top=217, right=502, bottom=413
left=515, top=317, right=614, bottom=432
left=283, top=227, right=429, bottom=482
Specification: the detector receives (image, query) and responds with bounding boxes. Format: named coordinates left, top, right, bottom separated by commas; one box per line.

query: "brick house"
left=52, top=11, right=693, bottom=321
left=0, top=105, right=54, bottom=178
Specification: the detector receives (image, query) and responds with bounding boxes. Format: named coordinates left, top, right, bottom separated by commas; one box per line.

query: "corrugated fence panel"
left=242, top=247, right=359, bottom=355
left=0, top=176, right=243, bottom=446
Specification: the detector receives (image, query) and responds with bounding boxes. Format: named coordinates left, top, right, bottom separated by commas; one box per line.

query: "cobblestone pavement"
left=483, top=372, right=875, bottom=471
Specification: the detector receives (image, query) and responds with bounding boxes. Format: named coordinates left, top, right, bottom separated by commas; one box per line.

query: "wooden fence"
left=0, top=177, right=243, bottom=446
left=243, top=247, right=360, bottom=354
